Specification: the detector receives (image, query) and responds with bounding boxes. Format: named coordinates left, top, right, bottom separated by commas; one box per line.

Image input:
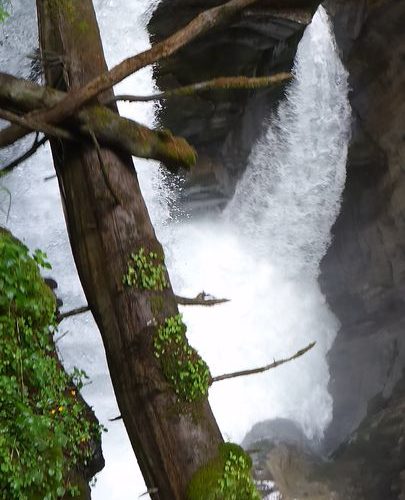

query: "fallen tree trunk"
left=0, top=73, right=196, bottom=170
left=36, top=0, right=223, bottom=498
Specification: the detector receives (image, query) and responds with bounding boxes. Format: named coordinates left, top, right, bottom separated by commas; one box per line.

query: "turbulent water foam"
left=159, top=6, right=350, bottom=444
left=0, top=3, right=350, bottom=499
left=226, top=6, right=350, bottom=277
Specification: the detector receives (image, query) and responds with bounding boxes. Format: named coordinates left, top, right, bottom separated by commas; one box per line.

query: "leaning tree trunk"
left=36, top=0, right=223, bottom=498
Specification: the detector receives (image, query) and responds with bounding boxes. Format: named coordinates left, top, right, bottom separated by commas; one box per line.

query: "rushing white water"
left=227, top=6, right=350, bottom=277
left=161, top=5, right=350, bottom=443
left=0, top=2, right=350, bottom=499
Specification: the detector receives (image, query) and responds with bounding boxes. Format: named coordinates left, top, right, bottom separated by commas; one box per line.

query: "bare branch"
left=57, top=305, right=90, bottom=322
left=110, top=73, right=292, bottom=103
left=0, top=185, right=12, bottom=222
left=211, top=342, right=316, bottom=383
left=55, top=330, right=69, bottom=344
left=175, top=291, right=230, bottom=306
left=0, top=135, right=48, bottom=177
left=0, top=0, right=261, bottom=146
left=44, top=174, right=57, bottom=181
left=108, top=415, right=122, bottom=422
left=0, top=108, right=76, bottom=142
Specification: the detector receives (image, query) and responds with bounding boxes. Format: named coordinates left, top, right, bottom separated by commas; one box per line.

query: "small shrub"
left=0, top=231, right=101, bottom=499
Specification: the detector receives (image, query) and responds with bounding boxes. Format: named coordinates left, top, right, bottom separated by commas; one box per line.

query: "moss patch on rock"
left=188, top=443, right=260, bottom=500
left=153, top=314, right=210, bottom=402
left=0, top=230, right=102, bottom=499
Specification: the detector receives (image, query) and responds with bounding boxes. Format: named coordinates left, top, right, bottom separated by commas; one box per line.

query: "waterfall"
left=160, top=5, right=350, bottom=445
left=227, top=6, right=350, bottom=277
left=0, top=3, right=350, bottom=499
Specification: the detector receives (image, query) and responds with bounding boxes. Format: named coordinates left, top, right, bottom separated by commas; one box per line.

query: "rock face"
left=148, top=0, right=320, bottom=212
left=150, top=0, right=405, bottom=496
left=319, top=0, right=405, bottom=454
left=253, top=376, right=405, bottom=499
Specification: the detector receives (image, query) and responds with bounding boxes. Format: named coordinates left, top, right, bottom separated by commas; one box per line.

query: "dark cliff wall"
left=261, top=375, right=405, bottom=499
left=149, top=1, right=405, bottom=491
left=320, top=0, right=405, bottom=453
left=148, top=0, right=320, bottom=212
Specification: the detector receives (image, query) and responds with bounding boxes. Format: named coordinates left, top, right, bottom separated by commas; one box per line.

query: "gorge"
left=0, top=0, right=404, bottom=498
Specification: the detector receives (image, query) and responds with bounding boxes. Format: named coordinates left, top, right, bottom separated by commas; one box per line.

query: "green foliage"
left=0, top=233, right=55, bottom=327
left=0, top=231, right=101, bottom=499
left=154, top=314, right=211, bottom=402
left=0, top=0, right=10, bottom=22
left=123, top=247, right=168, bottom=290
left=188, top=443, right=260, bottom=500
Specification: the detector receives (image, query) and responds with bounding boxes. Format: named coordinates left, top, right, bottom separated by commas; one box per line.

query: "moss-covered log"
left=0, top=72, right=196, bottom=170
left=35, top=0, right=225, bottom=498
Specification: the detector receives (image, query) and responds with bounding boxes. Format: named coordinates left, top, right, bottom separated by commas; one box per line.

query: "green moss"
left=158, top=131, right=197, bottom=169
left=0, top=0, right=10, bottom=22
left=188, top=443, right=260, bottom=500
left=89, top=106, right=112, bottom=129
left=123, top=247, right=168, bottom=291
left=0, top=231, right=102, bottom=499
left=154, top=314, right=210, bottom=403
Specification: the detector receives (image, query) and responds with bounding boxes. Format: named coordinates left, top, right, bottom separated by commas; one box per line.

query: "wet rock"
left=250, top=377, right=405, bottom=499
left=242, top=418, right=315, bottom=454
left=241, top=418, right=323, bottom=498
left=44, top=276, right=64, bottom=309
left=319, top=0, right=405, bottom=453
left=148, top=0, right=320, bottom=213
left=266, top=444, right=343, bottom=499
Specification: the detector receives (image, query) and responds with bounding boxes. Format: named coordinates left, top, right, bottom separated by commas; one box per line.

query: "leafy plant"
left=153, top=314, right=211, bottom=402
left=0, top=0, right=10, bottom=22
left=0, top=231, right=101, bottom=499
left=123, top=247, right=168, bottom=290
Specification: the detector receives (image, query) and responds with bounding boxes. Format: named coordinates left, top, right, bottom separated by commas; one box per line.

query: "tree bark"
left=1, top=0, right=263, bottom=148
left=35, top=0, right=222, bottom=498
left=0, top=73, right=196, bottom=170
